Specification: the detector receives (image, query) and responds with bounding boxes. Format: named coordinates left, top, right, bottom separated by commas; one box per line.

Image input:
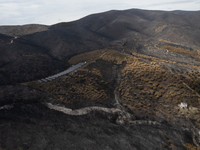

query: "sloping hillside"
left=0, top=9, right=200, bottom=85
left=7, top=48, right=199, bottom=149
left=1, top=9, right=200, bottom=149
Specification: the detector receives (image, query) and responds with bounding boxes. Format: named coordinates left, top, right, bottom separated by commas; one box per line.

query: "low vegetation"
left=68, top=49, right=127, bottom=65
left=26, top=48, right=200, bottom=147
left=156, top=45, right=200, bottom=60
left=27, top=49, right=126, bottom=108
left=119, top=54, right=200, bottom=125
left=131, top=50, right=200, bottom=69
left=27, top=49, right=200, bottom=122
left=185, top=143, right=200, bottom=150
left=100, top=50, right=127, bottom=65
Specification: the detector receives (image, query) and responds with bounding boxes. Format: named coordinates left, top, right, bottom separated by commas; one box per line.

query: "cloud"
left=0, top=0, right=199, bottom=25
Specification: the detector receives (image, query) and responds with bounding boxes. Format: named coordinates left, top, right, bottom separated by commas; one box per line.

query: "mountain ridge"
left=0, top=9, right=200, bottom=85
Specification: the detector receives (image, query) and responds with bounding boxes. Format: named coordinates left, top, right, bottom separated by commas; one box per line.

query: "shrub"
left=185, top=143, right=200, bottom=150
left=150, top=90, right=154, bottom=95
left=154, top=91, right=162, bottom=98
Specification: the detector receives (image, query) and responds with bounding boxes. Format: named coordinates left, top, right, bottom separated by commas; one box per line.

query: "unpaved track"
left=46, top=103, right=121, bottom=116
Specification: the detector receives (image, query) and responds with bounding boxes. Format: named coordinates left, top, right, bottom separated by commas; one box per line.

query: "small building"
left=178, top=102, right=187, bottom=109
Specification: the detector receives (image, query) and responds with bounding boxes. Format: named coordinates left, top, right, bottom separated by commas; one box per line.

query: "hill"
left=0, top=9, right=200, bottom=149
left=0, top=9, right=200, bottom=85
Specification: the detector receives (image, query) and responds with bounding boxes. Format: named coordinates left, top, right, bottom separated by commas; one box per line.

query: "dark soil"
left=0, top=85, right=49, bottom=106
left=0, top=103, right=193, bottom=150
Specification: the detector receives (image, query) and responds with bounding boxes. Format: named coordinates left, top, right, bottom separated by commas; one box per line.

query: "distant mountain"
left=0, top=24, right=49, bottom=36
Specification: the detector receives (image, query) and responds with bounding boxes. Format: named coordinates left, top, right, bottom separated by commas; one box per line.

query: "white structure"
left=178, top=102, right=187, bottom=109
left=38, top=62, right=86, bottom=83
left=41, top=79, right=48, bottom=82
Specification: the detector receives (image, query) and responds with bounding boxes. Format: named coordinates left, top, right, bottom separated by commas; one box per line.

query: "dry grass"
left=155, top=25, right=167, bottom=33
left=27, top=67, right=110, bottom=106
left=68, top=49, right=127, bottom=65
left=25, top=47, right=200, bottom=123
left=119, top=54, right=200, bottom=118
left=78, top=68, right=102, bottom=77
left=131, top=50, right=200, bottom=69
left=100, top=50, right=127, bottom=65
left=185, top=143, right=200, bottom=150
left=157, top=45, right=200, bottom=60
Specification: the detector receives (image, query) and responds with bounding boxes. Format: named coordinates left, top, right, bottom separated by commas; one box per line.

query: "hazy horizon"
left=0, top=0, right=199, bottom=26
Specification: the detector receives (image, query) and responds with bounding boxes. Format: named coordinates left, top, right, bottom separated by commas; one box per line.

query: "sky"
left=0, top=0, right=199, bottom=25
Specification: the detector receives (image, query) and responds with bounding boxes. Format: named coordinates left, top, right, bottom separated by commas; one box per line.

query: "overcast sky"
left=0, top=0, right=199, bottom=25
